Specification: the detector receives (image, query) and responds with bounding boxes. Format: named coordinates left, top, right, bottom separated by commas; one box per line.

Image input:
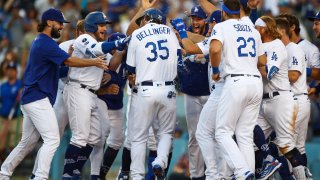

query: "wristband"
left=211, top=66, right=220, bottom=74
left=179, top=30, right=188, bottom=39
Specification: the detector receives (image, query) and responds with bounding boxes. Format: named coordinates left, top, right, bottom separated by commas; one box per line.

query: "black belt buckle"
left=80, top=84, right=96, bottom=94
left=263, top=91, right=280, bottom=99
left=230, top=74, right=260, bottom=78
left=141, top=81, right=174, bottom=86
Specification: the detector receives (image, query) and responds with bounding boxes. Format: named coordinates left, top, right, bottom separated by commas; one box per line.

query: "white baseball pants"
left=184, top=94, right=208, bottom=178
left=215, top=76, right=263, bottom=178
left=129, top=84, right=176, bottom=180
left=0, top=98, right=60, bottom=179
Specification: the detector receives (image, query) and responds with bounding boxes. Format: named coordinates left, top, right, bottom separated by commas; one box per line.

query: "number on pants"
left=145, top=40, right=169, bottom=62
left=237, top=37, right=256, bottom=57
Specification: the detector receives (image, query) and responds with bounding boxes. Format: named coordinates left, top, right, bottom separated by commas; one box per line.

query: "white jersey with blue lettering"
left=297, top=39, right=320, bottom=68
left=286, top=42, right=308, bottom=95
left=68, top=34, right=111, bottom=90
left=240, top=16, right=254, bottom=28
left=126, top=23, right=180, bottom=84
left=210, top=19, right=263, bottom=79
left=263, top=39, right=291, bottom=93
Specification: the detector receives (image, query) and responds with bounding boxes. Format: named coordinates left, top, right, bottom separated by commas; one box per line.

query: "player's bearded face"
left=95, top=24, right=107, bottom=41
left=51, top=22, right=63, bottom=39
left=191, top=16, right=206, bottom=35
left=313, top=20, right=320, bottom=38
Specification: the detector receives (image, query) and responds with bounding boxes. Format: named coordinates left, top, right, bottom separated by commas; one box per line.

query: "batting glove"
left=115, top=35, right=132, bottom=51
left=107, top=32, right=126, bottom=42
left=170, top=18, right=188, bottom=39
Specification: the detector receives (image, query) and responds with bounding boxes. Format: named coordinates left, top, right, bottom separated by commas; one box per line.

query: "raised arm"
left=198, top=0, right=217, bottom=15
left=126, top=0, right=158, bottom=36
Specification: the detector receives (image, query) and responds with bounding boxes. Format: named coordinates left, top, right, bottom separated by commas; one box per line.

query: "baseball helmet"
left=84, top=11, right=112, bottom=33
left=135, top=8, right=166, bottom=25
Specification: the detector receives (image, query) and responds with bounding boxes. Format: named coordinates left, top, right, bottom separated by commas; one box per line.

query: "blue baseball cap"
left=189, top=5, right=207, bottom=19
left=205, top=10, right=222, bottom=23
left=308, top=12, right=320, bottom=21
left=41, top=8, right=70, bottom=23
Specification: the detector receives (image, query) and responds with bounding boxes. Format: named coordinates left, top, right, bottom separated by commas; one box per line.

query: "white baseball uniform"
left=297, top=39, right=320, bottom=68
left=196, top=36, right=230, bottom=179
left=64, top=34, right=110, bottom=147
left=286, top=42, right=310, bottom=155
left=212, top=18, right=264, bottom=178
left=257, top=39, right=296, bottom=155
left=126, top=23, right=180, bottom=179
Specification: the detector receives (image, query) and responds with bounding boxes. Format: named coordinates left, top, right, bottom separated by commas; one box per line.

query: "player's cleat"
left=305, top=166, right=313, bottom=180
left=152, top=164, right=165, bottom=180
left=62, top=173, right=81, bottom=180
left=293, top=165, right=307, bottom=180
left=256, top=156, right=282, bottom=180
left=29, top=173, right=35, bottom=180
left=231, top=171, right=254, bottom=180
left=117, top=171, right=130, bottom=180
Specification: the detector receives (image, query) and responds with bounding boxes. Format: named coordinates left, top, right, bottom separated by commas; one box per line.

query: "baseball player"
left=279, top=13, right=320, bottom=98
left=275, top=17, right=311, bottom=180
left=126, top=8, right=180, bottom=180
left=255, top=16, right=308, bottom=179
left=210, top=0, right=266, bottom=178
left=307, top=13, right=320, bottom=83
left=61, top=11, right=130, bottom=179
left=89, top=33, right=127, bottom=180
left=176, top=5, right=210, bottom=180
left=0, top=8, right=108, bottom=180
left=29, top=20, right=87, bottom=180
left=171, top=11, right=224, bottom=179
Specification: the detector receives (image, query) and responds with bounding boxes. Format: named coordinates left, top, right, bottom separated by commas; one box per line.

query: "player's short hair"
left=260, top=16, right=281, bottom=40
left=223, top=0, right=240, bottom=16
left=275, top=17, right=291, bottom=38
left=76, top=20, right=85, bottom=33
left=37, top=20, right=48, bottom=32
left=278, top=13, right=301, bottom=35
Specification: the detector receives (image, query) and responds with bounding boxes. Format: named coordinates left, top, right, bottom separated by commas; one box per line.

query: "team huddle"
left=0, top=0, right=320, bottom=179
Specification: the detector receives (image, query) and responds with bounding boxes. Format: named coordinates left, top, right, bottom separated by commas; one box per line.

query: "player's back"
left=128, top=23, right=180, bottom=84
left=212, top=19, right=262, bottom=78
left=262, top=39, right=290, bottom=92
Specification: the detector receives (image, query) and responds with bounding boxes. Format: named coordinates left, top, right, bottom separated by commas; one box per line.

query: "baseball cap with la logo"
left=41, top=8, right=70, bottom=23
left=308, top=11, right=320, bottom=21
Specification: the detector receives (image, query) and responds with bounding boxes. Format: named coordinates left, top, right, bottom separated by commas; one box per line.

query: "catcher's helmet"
left=135, top=8, right=166, bottom=25
left=84, top=11, right=112, bottom=33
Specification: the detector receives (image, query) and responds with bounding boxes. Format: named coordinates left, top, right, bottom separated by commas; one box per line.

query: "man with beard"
left=0, top=8, right=108, bottom=180
left=177, top=5, right=209, bottom=180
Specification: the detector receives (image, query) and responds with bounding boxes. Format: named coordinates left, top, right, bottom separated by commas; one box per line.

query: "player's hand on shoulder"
left=68, top=44, right=74, bottom=55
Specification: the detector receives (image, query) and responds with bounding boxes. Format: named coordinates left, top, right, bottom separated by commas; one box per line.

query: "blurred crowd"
left=1, top=0, right=320, bottom=177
